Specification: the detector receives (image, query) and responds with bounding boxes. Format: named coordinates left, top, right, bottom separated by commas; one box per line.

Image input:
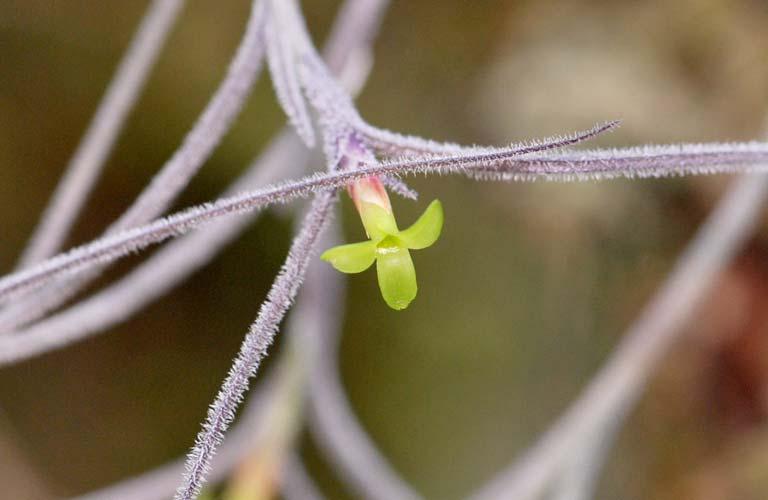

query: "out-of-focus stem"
left=223, top=334, right=309, bottom=500
left=71, top=221, right=343, bottom=500
left=224, top=223, right=344, bottom=500
left=72, top=374, right=277, bottom=500
left=16, top=0, right=186, bottom=269
left=2, top=132, right=306, bottom=365
left=0, top=0, right=267, bottom=332
left=470, top=172, right=768, bottom=500
left=281, top=454, right=326, bottom=500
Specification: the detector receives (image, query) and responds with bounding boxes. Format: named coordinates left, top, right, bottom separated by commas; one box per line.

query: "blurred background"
left=1, top=0, right=768, bottom=498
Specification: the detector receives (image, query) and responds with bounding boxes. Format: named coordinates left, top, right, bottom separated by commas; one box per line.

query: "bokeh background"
left=2, top=0, right=768, bottom=498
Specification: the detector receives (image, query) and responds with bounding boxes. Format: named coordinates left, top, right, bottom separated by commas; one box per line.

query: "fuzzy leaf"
left=398, top=199, right=443, bottom=250
left=376, top=243, right=417, bottom=310
left=321, top=240, right=377, bottom=273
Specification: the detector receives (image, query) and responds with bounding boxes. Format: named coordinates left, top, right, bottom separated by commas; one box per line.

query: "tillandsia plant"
left=5, top=0, right=768, bottom=499
left=321, top=137, right=444, bottom=310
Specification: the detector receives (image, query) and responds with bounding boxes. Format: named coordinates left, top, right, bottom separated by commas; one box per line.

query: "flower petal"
left=376, top=246, right=417, bottom=310
left=398, top=199, right=443, bottom=250
left=359, top=202, right=399, bottom=240
left=321, top=240, right=377, bottom=273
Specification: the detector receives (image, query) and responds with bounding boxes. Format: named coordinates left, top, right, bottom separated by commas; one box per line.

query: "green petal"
left=398, top=199, right=444, bottom=250
left=321, top=240, right=377, bottom=273
left=359, top=202, right=399, bottom=240
left=376, top=245, right=417, bottom=310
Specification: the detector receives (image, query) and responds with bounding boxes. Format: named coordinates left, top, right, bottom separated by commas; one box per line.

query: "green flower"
left=321, top=199, right=444, bottom=310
